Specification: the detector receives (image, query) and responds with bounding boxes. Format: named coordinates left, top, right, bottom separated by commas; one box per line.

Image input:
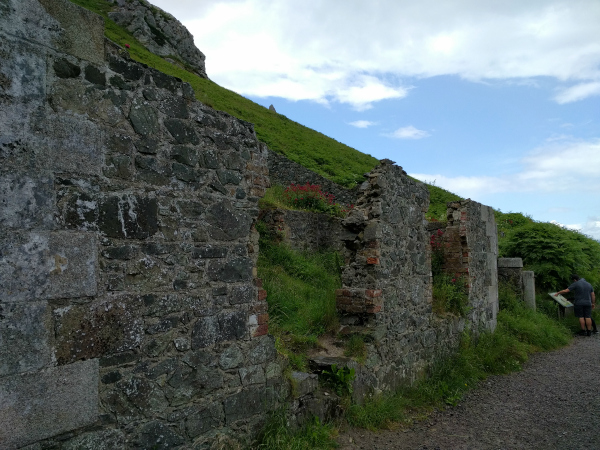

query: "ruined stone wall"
left=259, top=208, right=355, bottom=256
left=445, top=201, right=499, bottom=332
left=267, top=148, right=358, bottom=206
left=0, top=1, right=283, bottom=448
left=334, top=161, right=438, bottom=389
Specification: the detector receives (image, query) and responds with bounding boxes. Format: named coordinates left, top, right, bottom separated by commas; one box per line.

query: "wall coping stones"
left=498, top=257, right=523, bottom=268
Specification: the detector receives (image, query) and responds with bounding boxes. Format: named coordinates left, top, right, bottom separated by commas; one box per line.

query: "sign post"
left=549, top=292, right=573, bottom=319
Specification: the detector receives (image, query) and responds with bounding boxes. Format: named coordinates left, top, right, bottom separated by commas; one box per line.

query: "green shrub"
left=321, top=364, right=355, bottom=397
left=500, top=221, right=600, bottom=291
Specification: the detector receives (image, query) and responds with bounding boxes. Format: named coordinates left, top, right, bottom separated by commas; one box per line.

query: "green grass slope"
left=68, top=0, right=379, bottom=187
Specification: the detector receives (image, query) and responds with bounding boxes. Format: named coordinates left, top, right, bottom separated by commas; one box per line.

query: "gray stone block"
left=0, top=359, right=99, bottom=449
left=0, top=231, right=97, bottom=302
left=38, top=0, right=105, bottom=64
left=523, top=270, right=536, bottom=311
left=223, top=386, right=266, bottom=424
left=0, top=175, right=55, bottom=230
left=497, top=257, right=523, bottom=268
left=291, top=371, right=318, bottom=398
left=34, top=113, right=105, bottom=176
left=54, top=295, right=144, bottom=364
left=62, top=429, right=126, bottom=450
left=0, top=301, right=52, bottom=377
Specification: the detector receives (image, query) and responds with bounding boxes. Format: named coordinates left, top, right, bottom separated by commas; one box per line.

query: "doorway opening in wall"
left=430, top=228, right=469, bottom=316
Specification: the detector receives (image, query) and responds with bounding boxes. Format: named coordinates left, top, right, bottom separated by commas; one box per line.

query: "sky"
left=152, top=0, right=600, bottom=240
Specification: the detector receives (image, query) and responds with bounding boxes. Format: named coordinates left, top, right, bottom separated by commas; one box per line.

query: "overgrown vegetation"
left=321, top=364, right=356, bottom=397
left=343, top=335, right=368, bottom=363
left=68, top=0, right=379, bottom=187
left=257, top=222, right=341, bottom=371
left=430, top=228, right=470, bottom=316
left=260, top=184, right=352, bottom=218
left=346, top=282, right=571, bottom=430
left=499, top=221, right=600, bottom=291
left=255, top=413, right=337, bottom=450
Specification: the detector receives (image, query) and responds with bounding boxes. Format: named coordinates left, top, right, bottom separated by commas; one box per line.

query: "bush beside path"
left=338, top=336, right=600, bottom=450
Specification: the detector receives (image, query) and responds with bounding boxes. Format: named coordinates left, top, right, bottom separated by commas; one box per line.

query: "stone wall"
left=259, top=208, right=354, bottom=256
left=498, top=257, right=524, bottom=296
left=335, top=161, right=451, bottom=389
left=0, top=1, right=282, bottom=448
left=445, top=201, right=499, bottom=332
left=267, top=148, right=358, bottom=206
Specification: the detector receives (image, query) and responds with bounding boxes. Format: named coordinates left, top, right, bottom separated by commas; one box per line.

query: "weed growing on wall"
left=430, top=229, right=469, bottom=316
left=321, top=364, right=356, bottom=397
left=343, top=335, right=367, bottom=364
left=257, top=222, right=341, bottom=371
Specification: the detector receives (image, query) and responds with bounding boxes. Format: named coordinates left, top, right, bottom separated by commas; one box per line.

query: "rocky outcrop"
left=108, top=0, right=207, bottom=78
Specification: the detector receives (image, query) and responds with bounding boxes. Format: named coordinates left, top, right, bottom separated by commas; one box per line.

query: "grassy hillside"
left=68, top=0, right=379, bottom=187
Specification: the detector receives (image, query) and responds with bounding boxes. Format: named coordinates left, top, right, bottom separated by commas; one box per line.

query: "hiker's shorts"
left=574, top=305, right=592, bottom=318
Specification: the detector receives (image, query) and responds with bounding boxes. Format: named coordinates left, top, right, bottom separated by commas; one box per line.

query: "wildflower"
left=125, top=44, right=130, bottom=49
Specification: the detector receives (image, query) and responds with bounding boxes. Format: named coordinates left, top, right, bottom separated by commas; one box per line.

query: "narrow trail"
left=337, top=335, right=600, bottom=450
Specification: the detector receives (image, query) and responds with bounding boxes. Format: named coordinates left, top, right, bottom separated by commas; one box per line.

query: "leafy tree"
left=500, top=222, right=600, bottom=291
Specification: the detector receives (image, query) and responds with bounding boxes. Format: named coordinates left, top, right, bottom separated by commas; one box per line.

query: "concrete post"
left=523, top=271, right=536, bottom=310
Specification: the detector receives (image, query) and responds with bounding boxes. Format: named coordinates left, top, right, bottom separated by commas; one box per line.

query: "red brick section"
left=336, top=288, right=383, bottom=314
left=252, top=277, right=269, bottom=337
left=253, top=324, right=268, bottom=337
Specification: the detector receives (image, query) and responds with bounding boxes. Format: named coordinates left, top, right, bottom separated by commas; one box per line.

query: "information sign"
left=549, top=292, right=573, bottom=307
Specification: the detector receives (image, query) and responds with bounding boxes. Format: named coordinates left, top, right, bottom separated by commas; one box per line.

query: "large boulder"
left=108, top=0, right=207, bottom=78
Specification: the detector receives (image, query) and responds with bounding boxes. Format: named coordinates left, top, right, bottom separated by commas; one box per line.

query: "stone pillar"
left=498, top=258, right=524, bottom=297
left=523, top=271, right=536, bottom=310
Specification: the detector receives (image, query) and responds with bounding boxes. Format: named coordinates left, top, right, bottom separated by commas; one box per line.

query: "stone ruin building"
left=0, top=1, right=531, bottom=448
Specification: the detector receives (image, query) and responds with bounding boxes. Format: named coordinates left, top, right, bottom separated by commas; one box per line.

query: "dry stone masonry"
left=444, top=201, right=499, bottom=332
left=0, top=0, right=280, bottom=448
left=0, top=0, right=514, bottom=447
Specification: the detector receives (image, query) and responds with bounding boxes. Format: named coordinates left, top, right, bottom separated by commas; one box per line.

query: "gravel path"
left=338, top=335, right=600, bottom=450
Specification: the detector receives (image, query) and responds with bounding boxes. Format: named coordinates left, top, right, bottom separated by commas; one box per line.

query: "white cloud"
left=385, top=126, right=430, bottom=140
left=550, top=220, right=582, bottom=231
left=581, top=217, right=600, bottom=240
left=555, top=82, right=600, bottom=103
left=349, top=120, right=375, bottom=129
left=410, top=137, right=600, bottom=198
left=151, top=0, right=600, bottom=107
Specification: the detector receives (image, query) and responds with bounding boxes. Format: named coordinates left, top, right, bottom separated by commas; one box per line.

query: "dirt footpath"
left=338, top=335, right=600, bottom=450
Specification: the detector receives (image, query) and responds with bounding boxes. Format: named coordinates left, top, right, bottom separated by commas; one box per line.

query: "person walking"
left=555, top=274, right=595, bottom=336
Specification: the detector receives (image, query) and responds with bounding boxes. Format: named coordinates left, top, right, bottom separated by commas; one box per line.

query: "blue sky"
left=152, top=0, right=600, bottom=239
